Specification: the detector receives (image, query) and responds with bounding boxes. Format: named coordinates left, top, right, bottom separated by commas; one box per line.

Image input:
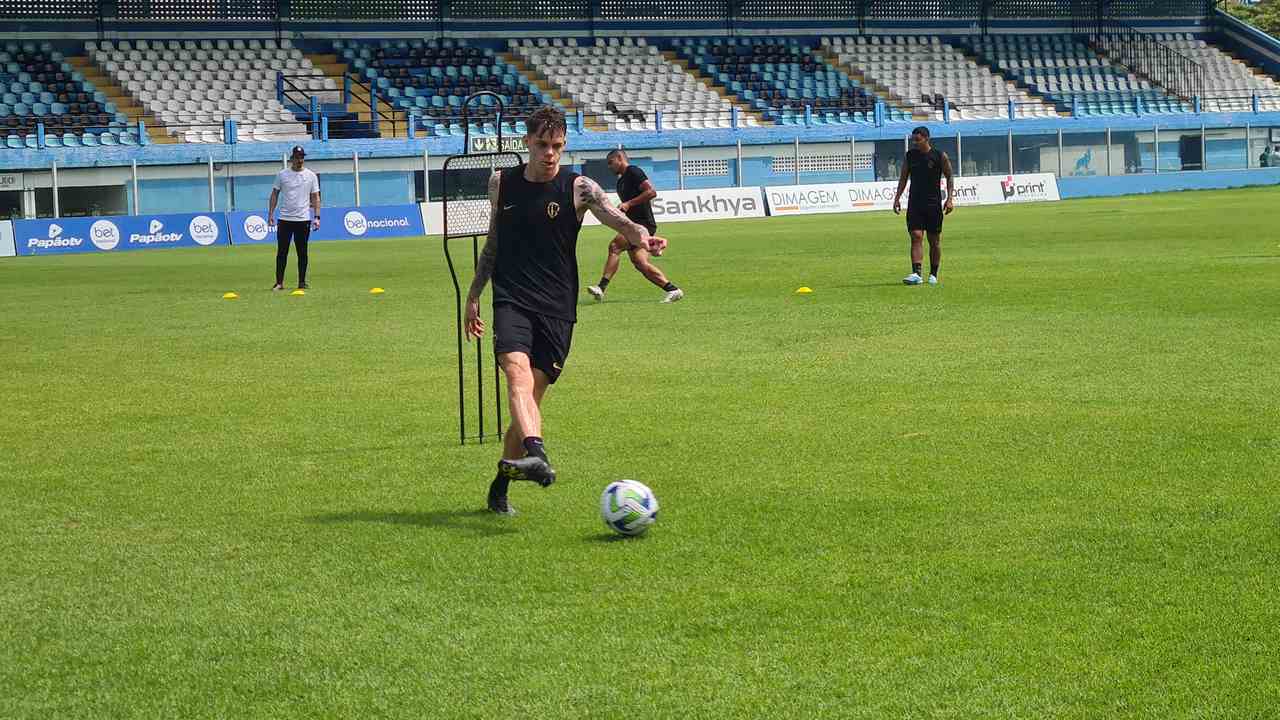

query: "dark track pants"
left=276, top=219, right=311, bottom=285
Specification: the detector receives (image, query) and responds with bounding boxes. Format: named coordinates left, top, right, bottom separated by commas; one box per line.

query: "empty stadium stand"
left=667, top=36, right=905, bottom=125
left=88, top=38, right=317, bottom=143
left=0, top=41, right=135, bottom=149
left=961, top=34, right=1192, bottom=116
left=822, top=35, right=1059, bottom=121
left=1156, top=32, right=1280, bottom=112
left=510, top=37, right=754, bottom=131
left=332, top=38, right=554, bottom=137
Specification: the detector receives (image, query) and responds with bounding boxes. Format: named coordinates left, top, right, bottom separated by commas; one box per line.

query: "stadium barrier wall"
left=0, top=220, right=14, bottom=258
left=11, top=212, right=230, bottom=256
left=1057, top=168, right=1280, bottom=199
left=227, top=205, right=425, bottom=245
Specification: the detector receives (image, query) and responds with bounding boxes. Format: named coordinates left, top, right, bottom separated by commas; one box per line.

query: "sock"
left=522, top=436, right=548, bottom=462
left=598, top=277, right=610, bottom=290
left=662, top=282, right=678, bottom=292
left=929, top=264, right=939, bottom=278
left=912, top=262, right=922, bottom=276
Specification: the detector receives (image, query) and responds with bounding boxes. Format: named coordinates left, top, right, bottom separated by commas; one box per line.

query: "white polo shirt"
left=273, top=168, right=320, bottom=222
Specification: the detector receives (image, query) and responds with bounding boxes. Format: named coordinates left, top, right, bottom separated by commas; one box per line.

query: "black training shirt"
left=492, top=164, right=583, bottom=322
left=616, top=164, right=657, bottom=229
left=905, top=147, right=945, bottom=208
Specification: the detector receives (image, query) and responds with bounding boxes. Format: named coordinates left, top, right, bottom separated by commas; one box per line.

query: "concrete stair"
left=67, top=56, right=174, bottom=143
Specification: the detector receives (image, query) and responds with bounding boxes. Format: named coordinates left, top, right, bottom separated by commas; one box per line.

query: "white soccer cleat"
left=928, top=275, right=939, bottom=285
left=661, top=288, right=684, bottom=303
left=587, top=285, right=605, bottom=302
left=903, top=273, right=923, bottom=285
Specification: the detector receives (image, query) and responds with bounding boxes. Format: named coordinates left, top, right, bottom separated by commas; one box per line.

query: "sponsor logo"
left=129, top=218, right=183, bottom=246
left=189, top=215, right=220, bottom=246
left=1000, top=176, right=1050, bottom=202
left=344, top=210, right=368, bottom=236
left=244, top=214, right=271, bottom=242
left=769, top=188, right=843, bottom=213
left=90, top=219, right=121, bottom=251
left=545, top=202, right=560, bottom=220
left=653, top=192, right=760, bottom=219
left=847, top=185, right=898, bottom=208
left=26, top=222, right=85, bottom=250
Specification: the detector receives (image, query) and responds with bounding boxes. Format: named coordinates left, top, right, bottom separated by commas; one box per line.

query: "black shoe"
left=486, top=477, right=516, bottom=516
left=498, top=456, right=556, bottom=488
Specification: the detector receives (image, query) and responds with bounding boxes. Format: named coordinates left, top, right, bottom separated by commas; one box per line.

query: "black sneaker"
left=498, top=456, right=556, bottom=488
left=486, top=477, right=516, bottom=516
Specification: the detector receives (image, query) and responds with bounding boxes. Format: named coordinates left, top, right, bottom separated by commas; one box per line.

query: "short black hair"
left=527, top=105, right=567, bottom=139
left=911, top=126, right=930, bottom=139
left=606, top=148, right=627, bottom=160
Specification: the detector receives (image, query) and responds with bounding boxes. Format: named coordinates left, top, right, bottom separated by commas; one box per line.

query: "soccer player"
left=892, top=126, right=954, bottom=286
left=586, top=149, right=684, bottom=304
left=464, top=106, right=655, bottom=516
left=268, top=145, right=321, bottom=290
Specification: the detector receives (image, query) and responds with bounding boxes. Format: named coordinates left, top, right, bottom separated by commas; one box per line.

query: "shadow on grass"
left=585, top=532, right=646, bottom=544
left=308, top=509, right=518, bottom=537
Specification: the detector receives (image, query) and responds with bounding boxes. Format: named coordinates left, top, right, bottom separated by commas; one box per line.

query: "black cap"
left=290, top=145, right=306, bottom=158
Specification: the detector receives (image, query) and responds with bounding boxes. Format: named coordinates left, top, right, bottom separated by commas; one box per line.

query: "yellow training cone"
left=795, top=286, right=813, bottom=294
left=222, top=292, right=239, bottom=300
left=370, top=287, right=386, bottom=295
left=291, top=289, right=306, bottom=297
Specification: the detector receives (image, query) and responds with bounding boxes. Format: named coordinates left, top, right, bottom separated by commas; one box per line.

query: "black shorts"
left=492, top=303, right=575, bottom=384
left=906, top=204, right=944, bottom=234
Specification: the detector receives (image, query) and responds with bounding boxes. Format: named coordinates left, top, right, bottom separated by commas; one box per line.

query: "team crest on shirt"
left=546, top=202, right=560, bottom=220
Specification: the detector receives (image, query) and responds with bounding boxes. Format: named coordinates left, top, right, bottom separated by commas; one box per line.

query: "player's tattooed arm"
left=466, top=170, right=502, bottom=302
left=575, top=176, right=650, bottom=250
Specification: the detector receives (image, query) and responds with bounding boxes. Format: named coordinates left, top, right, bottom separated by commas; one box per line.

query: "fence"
left=2, top=120, right=1277, bottom=221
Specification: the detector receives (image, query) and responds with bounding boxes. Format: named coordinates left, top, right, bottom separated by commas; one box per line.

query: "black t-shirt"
left=492, top=164, right=583, bottom=322
left=616, top=164, right=657, bottom=229
left=905, top=147, right=945, bottom=209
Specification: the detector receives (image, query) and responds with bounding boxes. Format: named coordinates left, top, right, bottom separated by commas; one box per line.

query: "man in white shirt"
left=268, top=146, right=321, bottom=290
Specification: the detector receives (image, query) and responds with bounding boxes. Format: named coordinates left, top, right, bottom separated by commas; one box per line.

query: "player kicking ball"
left=586, top=149, right=684, bottom=304
left=464, top=107, right=657, bottom=516
left=892, top=126, right=954, bottom=286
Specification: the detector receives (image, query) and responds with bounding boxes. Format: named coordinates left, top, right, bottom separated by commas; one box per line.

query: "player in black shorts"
left=892, top=126, right=955, bottom=286
left=464, top=106, right=656, bottom=516
left=586, top=149, right=684, bottom=304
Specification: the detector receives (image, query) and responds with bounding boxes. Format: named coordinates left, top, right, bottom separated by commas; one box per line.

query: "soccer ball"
left=600, top=480, right=659, bottom=536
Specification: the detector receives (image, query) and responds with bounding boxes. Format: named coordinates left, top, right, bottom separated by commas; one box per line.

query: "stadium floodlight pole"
left=353, top=152, right=361, bottom=206
left=1057, top=129, right=1063, bottom=179
left=1154, top=125, right=1160, bottom=175
left=794, top=137, right=800, bottom=186
left=1007, top=130, right=1013, bottom=175
left=51, top=160, right=59, bottom=219
left=131, top=160, right=139, bottom=215
left=677, top=142, right=684, bottom=190
left=737, top=139, right=743, bottom=187
left=849, top=136, right=855, bottom=181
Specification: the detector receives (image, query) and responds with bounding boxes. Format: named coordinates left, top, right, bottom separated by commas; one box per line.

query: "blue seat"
left=99, top=132, right=117, bottom=145
left=44, top=135, right=61, bottom=147
left=23, top=135, right=37, bottom=148
left=80, top=132, right=98, bottom=146
left=5, top=135, right=21, bottom=149
left=62, top=133, right=81, bottom=146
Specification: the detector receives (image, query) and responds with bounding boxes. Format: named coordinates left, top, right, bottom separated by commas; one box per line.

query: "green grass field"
left=3, top=187, right=1279, bottom=718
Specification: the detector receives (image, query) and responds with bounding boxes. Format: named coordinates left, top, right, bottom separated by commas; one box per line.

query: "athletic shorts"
left=492, top=303, right=575, bottom=384
left=906, top=204, right=944, bottom=234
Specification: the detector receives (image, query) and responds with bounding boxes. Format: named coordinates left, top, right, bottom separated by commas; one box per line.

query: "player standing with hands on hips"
left=893, top=126, right=954, bottom=286
left=268, top=145, right=321, bottom=291
left=463, top=106, right=657, bottom=516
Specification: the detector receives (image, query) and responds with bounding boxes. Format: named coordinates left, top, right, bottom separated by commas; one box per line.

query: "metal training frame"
left=442, top=92, right=524, bottom=445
